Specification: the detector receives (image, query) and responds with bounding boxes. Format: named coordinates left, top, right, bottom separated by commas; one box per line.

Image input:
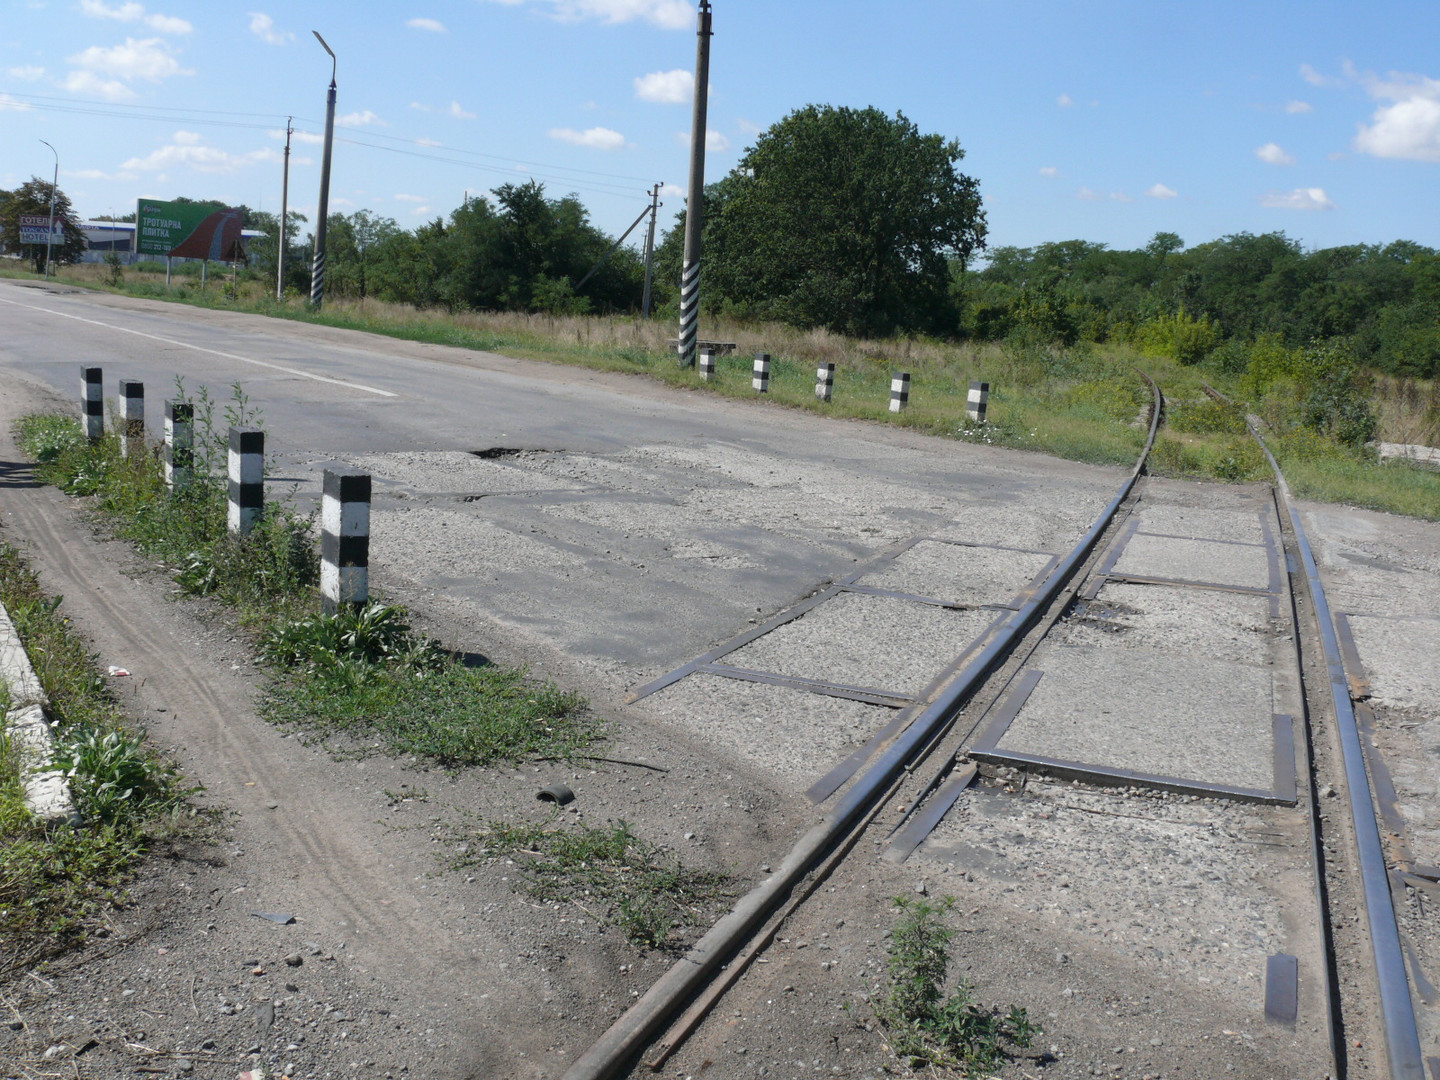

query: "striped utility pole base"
left=816, top=363, right=835, bottom=402
left=752, top=353, right=770, bottom=393
left=321, top=466, right=370, bottom=614
left=890, top=372, right=910, bottom=413
left=968, top=380, right=990, bottom=423
left=227, top=427, right=264, bottom=535
left=164, top=400, right=193, bottom=491
left=677, top=260, right=699, bottom=367
left=119, top=380, right=144, bottom=458
left=81, top=366, right=103, bottom=441
left=699, top=349, right=716, bottom=382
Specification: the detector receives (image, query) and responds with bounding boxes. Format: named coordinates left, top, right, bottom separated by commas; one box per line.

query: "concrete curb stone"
left=0, top=600, right=81, bottom=825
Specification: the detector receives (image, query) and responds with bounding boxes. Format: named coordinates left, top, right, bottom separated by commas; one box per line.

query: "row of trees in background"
left=6, top=101, right=1436, bottom=381
left=966, top=232, right=1440, bottom=377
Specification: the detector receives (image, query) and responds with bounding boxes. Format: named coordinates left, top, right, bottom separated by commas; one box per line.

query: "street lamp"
left=40, top=139, right=58, bottom=278
left=310, top=30, right=337, bottom=308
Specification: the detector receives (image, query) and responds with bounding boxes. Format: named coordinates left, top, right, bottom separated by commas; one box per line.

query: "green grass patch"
left=259, top=606, right=598, bottom=766
left=1270, top=429, right=1440, bottom=520
left=877, top=895, right=1036, bottom=1073
left=443, top=818, right=730, bottom=950
left=0, top=541, right=190, bottom=978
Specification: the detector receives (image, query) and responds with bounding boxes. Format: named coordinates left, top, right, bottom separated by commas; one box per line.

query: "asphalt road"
left=0, top=278, right=1120, bottom=713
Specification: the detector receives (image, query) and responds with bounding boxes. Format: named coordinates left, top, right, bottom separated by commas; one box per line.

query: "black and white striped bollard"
left=119, top=379, right=144, bottom=458
left=81, top=366, right=104, bottom=441
left=816, top=362, right=835, bottom=402
left=227, top=427, right=264, bottom=535
left=890, top=372, right=910, bottom=413
left=321, top=466, right=370, bottom=614
left=164, top=400, right=193, bottom=491
left=968, top=380, right=990, bottom=423
left=753, top=353, right=770, bottom=394
left=699, top=348, right=716, bottom=382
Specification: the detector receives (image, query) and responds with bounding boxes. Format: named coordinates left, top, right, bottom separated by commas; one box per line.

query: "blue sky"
left=3, top=0, right=1438, bottom=259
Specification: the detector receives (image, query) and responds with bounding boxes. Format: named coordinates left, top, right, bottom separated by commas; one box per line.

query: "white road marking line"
left=0, top=293, right=398, bottom=398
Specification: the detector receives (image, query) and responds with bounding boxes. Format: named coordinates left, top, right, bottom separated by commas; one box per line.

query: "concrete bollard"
left=889, top=372, right=910, bottom=414
left=321, top=466, right=370, bottom=614
left=81, top=366, right=104, bottom=441
left=699, top=348, right=716, bottom=382
left=163, top=400, right=193, bottom=491
left=752, top=353, right=770, bottom=394
left=967, top=380, right=990, bottom=423
left=816, top=362, right=835, bottom=402
left=227, top=426, right=264, bottom=535
left=119, top=379, right=144, bottom=458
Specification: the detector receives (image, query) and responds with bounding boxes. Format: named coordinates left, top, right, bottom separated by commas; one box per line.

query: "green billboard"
left=136, top=199, right=245, bottom=259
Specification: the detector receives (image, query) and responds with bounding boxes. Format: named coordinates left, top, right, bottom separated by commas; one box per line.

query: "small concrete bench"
left=667, top=339, right=739, bottom=356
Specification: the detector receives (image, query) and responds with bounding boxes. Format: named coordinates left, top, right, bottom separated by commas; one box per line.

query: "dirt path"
left=0, top=374, right=799, bottom=1080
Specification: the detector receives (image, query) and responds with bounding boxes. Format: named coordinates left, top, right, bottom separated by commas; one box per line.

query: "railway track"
left=565, top=372, right=1433, bottom=1080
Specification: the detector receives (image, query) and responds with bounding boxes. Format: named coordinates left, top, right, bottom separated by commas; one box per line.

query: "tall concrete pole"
left=40, top=140, right=58, bottom=278
left=676, top=0, right=712, bottom=366
left=311, top=32, right=337, bottom=309
left=641, top=182, right=660, bottom=319
left=278, top=117, right=292, bottom=300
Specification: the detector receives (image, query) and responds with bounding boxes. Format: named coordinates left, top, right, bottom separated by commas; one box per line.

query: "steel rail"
left=559, top=370, right=1163, bottom=1080
left=1250, top=420, right=1425, bottom=1080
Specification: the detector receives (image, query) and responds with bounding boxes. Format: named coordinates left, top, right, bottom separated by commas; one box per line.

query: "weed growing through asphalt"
left=260, top=603, right=598, bottom=766
left=0, top=541, right=191, bottom=977
left=877, top=895, right=1035, bottom=1073
left=18, top=391, right=604, bottom=775
left=444, top=818, right=731, bottom=950
left=18, top=384, right=318, bottom=627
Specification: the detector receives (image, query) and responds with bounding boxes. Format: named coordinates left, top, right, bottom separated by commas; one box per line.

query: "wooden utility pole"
left=676, top=1, right=712, bottom=365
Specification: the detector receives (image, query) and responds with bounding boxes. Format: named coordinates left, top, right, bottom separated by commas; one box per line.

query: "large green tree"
left=0, top=176, right=86, bottom=272
left=703, top=105, right=986, bottom=336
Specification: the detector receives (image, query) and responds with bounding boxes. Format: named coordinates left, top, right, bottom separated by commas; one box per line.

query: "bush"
left=1135, top=312, right=1220, bottom=365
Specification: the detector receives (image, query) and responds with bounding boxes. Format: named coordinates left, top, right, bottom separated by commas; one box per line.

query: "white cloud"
left=1038, top=165, right=1059, bottom=177
left=67, top=37, right=192, bottom=84
left=1110, top=191, right=1134, bottom=203
left=337, top=110, right=386, bottom=128
left=70, top=168, right=140, bottom=181
left=1076, top=186, right=1101, bottom=201
left=735, top=117, right=762, bottom=136
left=270, top=127, right=324, bottom=145
left=483, top=0, right=693, bottom=29
left=634, top=68, right=691, bottom=104
left=406, top=17, right=447, bottom=32
left=7, top=65, right=45, bottom=81
left=1145, top=183, right=1178, bottom=199
left=659, top=183, right=684, bottom=199
left=706, top=130, right=730, bottom=152
left=394, top=193, right=427, bottom=203
left=1057, top=93, right=1074, bottom=108
left=1260, top=187, right=1337, bottom=211
left=1352, top=70, right=1440, bottom=163
left=122, top=131, right=279, bottom=174
left=61, top=70, right=134, bottom=99
left=1300, top=63, right=1341, bottom=88
left=1255, top=141, right=1295, bottom=165
left=550, top=126, right=628, bottom=149
left=409, top=100, right=476, bottom=119
left=1285, top=99, right=1313, bottom=114
left=0, top=94, right=35, bottom=111
left=416, top=137, right=442, bottom=147
left=79, top=0, right=192, bottom=34
left=249, top=12, right=294, bottom=45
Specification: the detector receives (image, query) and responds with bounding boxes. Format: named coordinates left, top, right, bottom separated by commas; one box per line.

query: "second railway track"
left=567, top=372, right=1433, bottom=1080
